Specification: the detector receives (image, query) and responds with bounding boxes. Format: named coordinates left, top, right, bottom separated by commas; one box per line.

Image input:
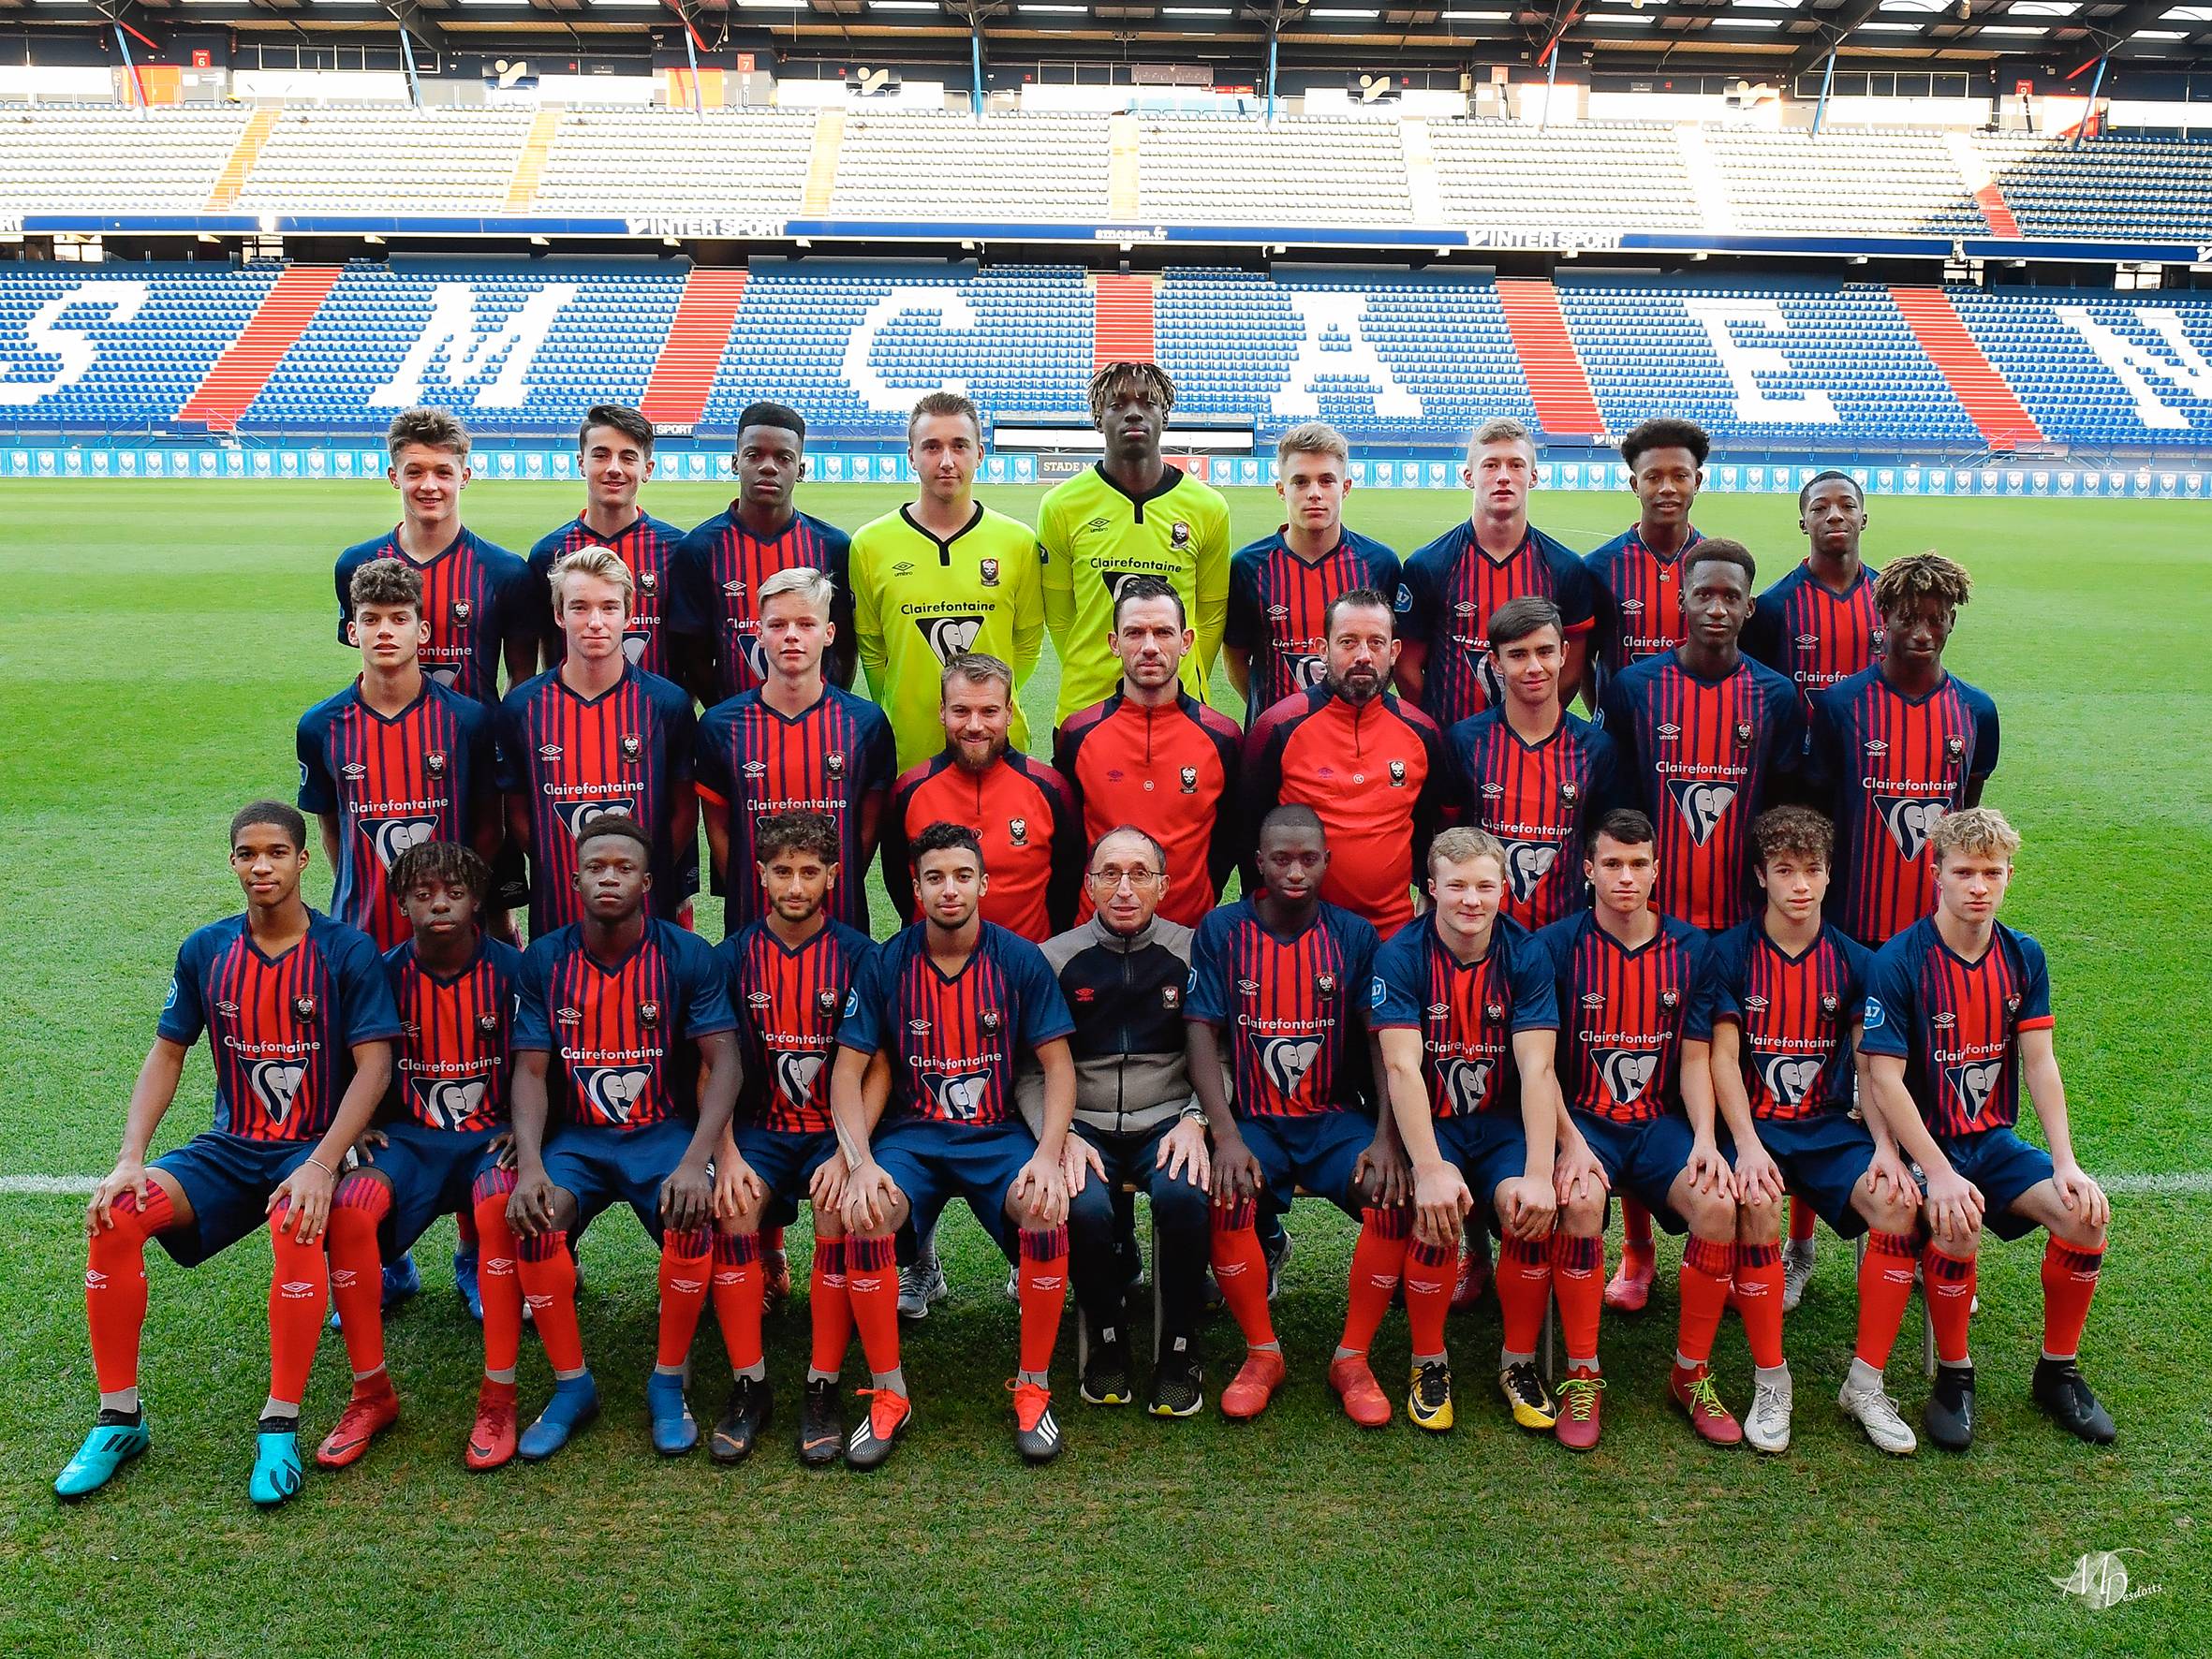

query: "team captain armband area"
left=4, top=478, right=2207, bottom=1656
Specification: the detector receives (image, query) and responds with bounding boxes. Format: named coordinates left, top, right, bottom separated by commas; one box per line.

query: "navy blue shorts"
left=1930, top=1125, right=2054, bottom=1241
left=365, top=1120, right=505, bottom=1255
left=540, top=1118, right=698, bottom=1241
left=872, top=1119, right=1039, bottom=1257
left=151, top=1131, right=321, bottom=1268
left=1238, top=1110, right=1375, bottom=1219
left=734, top=1124, right=839, bottom=1227
left=1570, top=1109, right=1699, bottom=1234
left=1750, top=1112, right=1877, bottom=1239
left=1434, top=1112, right=1532, bottom=1224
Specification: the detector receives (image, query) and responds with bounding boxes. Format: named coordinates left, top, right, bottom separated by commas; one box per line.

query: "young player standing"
left=57, top=804, right=398, bottom=1505
left=527, top=404, right=686, bottom=679
left=1744, top=470, right=1883, bottom=716
left=1583, top=418, right=1707, bottom=700
left=1859, top=808, right=2115, bottom=1450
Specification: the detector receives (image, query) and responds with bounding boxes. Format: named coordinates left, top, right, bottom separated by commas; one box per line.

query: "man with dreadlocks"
left=1038, top=361, right=1231, bottom=728
left=1810, top=551, right=1998, bottom=951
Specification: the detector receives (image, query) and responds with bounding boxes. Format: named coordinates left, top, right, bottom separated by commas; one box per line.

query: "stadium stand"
left=234, top=107, right=536, bottom=213
left=830, top=111, right=1114, bottom=221
left=1134, top=115, right=1413, bottom=226
left=1973, top=134, right=2212, bottom=242
left=1428, top=120, right=1703, bottom=234
left=1701, top=130, right=1988, bottom=237
left=533, top=107, right=816, bottom=220
left=1951, top=286, right=2212, bottom=447
left=0, top=106, right=245, bottom=214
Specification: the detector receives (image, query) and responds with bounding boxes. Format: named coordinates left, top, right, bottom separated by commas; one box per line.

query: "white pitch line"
left=2, top=1170, right=2207, bottom=1197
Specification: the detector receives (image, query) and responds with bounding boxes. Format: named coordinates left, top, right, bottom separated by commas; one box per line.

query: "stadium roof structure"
left=9, top=0, right=2209, bottom=73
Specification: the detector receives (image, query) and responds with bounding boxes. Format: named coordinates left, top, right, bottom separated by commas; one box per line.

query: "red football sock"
left=1550, top=1232, right=1604, bottom=1362
left=1787, top=1193, right=1817, bottom=1246
left=515, top=1230, right=585, bottom=1374
left=1923, top=1244, right=1977, bottom=1366
left=763, top=1224, right=785, bottom=1255
left=85, top=1184, right=176, bottom=1395
left=656, top=1226, right=713, bottom=1371
left=1675, top=1236, right=1734, bottom=1368
left=845, top=1234, right=904, bottom=1383
left=1497, top=1233, right=1553, bottom=1358
left=1853, top=1230, right=1918, bottom=1371
left=266, top=1200, right=331, bottom=1408
left=1337, top=1207, right=1411, bottom=1358
left=711, top=1230, right=764, bottom=1373
left=1403, top=1234, right=1455, bottom=1358
left=808, top=1236, right=851, bottom=1375
left=1209, top=1198, right=1276, bottom=1348
left=1621, top=1197, right=1655, bottom=1260
left=2040, top=1239, right=2104, bottom=1361
left=1733, top=1240, right=1784, bottom=1370
left=325, top=1173, right=392, bottom=1377
left=470, top=1169, right=523, bottom=1377
left=456, top=1206, right=479, bottom=1251
left=1017, top=1225, right=1069, bottom=1378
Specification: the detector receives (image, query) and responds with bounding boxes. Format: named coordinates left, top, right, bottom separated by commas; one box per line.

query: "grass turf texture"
left=2, top=479, right=2207, bottom=1656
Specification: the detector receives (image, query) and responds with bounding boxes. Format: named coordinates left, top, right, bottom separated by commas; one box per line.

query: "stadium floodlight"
left=1309, top=5, right=1382, bottom=14
left=2131, top=24, right=2188, bottom=33
left=1441, top=7, right=1513, bottom=15
left=1020, top=3, right=1088, bottom=9
left=870, top=1, right=938, bottom=8
left=1161, top=4, right=1232, bottom=11
left=2007, top=0, right=2077, bottom=11
left=594, top=0, right=667, bottom=8
left=733, top=0, right=802, bottom=9
left=1713, top=14, right=1783, bottom=22
left=1979, top=22, right=2046, bottom=29
left=1586, top=8, right=1656, bottom=21
left=2160, top=4, right=2212, bottom=17
left=1859, top=20, right=1924, bottom=27
left=455, top=0, right=534, bottom=8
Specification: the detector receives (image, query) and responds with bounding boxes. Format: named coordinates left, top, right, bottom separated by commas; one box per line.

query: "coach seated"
left=1016, top=827, right=1216, bottom=1419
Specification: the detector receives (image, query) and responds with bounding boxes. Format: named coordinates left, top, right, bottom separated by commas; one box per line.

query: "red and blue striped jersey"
left=1860, top=917, right=2052, bottom=1139
left=525, top=511, right=686, bottom=680
left=1367, top=915, right=1558, bottom=1118
left=669, top=507, right=856, bottom=702
left=1223, top=526, right=1403, bottom=720
left=716, top=918, right=873, bottom=1134
left=296, top=678, right=495, bottom=949
left=1536, top=910, right=1710, bottom=1124
left=837, top=922, right=1073, bottom=1127
left=159, top=911, right=401, bottom=1142
left=494, top=664, right=697, bottom=937
left=1445, top=707, right=1621, bottom=931
left=1810, top=666, right=2001, bottom=947
left=1743, top=560, right=1884, bottom=717
left=1584, top=523, right=1701, bottom=683
left=1186, top=897, right=1381, bottom=1119
left=382, top=935, right=522, bottom=1133
left=1395, top=521, right=1595, bottom=728
left=694, top=684, right=894, bottom=936
left=512, top=918, right=735, bottom=1130
left=1598, top=650, right=1806, bottom=932
left=1701, top=919, right=1871, bottom=1122
left=334, top=527, right=528, bottom=708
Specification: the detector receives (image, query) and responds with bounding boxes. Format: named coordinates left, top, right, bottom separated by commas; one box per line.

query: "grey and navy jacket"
left=1016, top=912, right=1215, bottom=1139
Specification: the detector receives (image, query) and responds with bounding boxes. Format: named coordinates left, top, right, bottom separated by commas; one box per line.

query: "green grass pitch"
left=0, top=478, right=2206, bottom=1657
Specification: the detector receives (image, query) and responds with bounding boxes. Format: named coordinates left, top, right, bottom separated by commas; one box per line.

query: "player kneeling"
left=833, top=824, right=1081, bottom=1468
left=307, top=842, right=527, bottom=1471
left=1862, top=808, right=2115, bottom=1451
left=708, top=811, right=874, bottom=1465
left=59, top=804, right=398, bottom=1505
left=1537, top=811, right=1743, bottom=1450
left=1703, top=809, right=1922, bottom=1454
left=503, top=815, right=745, bottom=1460
left=1371, top=830, right=1563, bottom=1432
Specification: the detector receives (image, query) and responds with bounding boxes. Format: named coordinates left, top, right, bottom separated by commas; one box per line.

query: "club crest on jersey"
left=639, top=1000, right=660, bottom=1025
left=1946, top=735, right=1966, bottom=763
left=776, top=1051, right=825, bottom=1108
left=477, top=1010, right=501, bottom=1035
left=620, top=735, right=641, bottom=763
left=1261, top=1036, right=1321, bottom=1098
left=1944, top=1059, right=2003, bottom=1122
left=980, top=558, right=1000, bottom=587
left=980, top=1009, right=1002, bottom=1035
left=919, top=613, right=985, bottom=663
left=1505, top=841, right=1558, bottom=903
left=1443, top=1058, right=1496, bottom=1117
left=1733, top=722, right=1754, bottom=746
left=1659, top=987, right=1680, bottom=1011
left=827, top=751, right=847, bottom=777
left=815, top=989, right=840, bottom=1017
left=1388, top=760, right=1407, bottom=787
left=2004, top=993, right=2022, bottom=1016
left=1875, top=793, right=1948, bottom=862
left=1558, top=780, right=1579, bottom=806
left=426, top=750, right=447, bottom=776
left=1820, top=993, right=1839, bottom=1020
left=1594, top=1049, right=1659, bottom=1109
left=922, top=1067, right=991, bottom=1121
left=414, top=1077, right=489, bottom=1132
left=554, top=798, right=638, bottom=842
left=450, top=599, right=472, bottom=625
left=1315, top=972, right=1337, bottom=999
left=578, top=1065, right=653, bottom=1123
left=250, top=1060, right=307, bottom=1123
left=292, top=993, right=317, bottom=1021
left=1485, top=1000, right=1506, bottom=1022
left=1762, top=1054, right=1823, bottom=1110
left=364, top=815, right=439, bottom=871
left=1009, top=817, right=1029, bottom=846
left=1666, top=778, right=1738, bottom=846
left=1170, top=521, right=1191, bottom=551
left=1161, top=984, right=1181, bottom=1010
left=1180, top=765, right=1199, bottom=793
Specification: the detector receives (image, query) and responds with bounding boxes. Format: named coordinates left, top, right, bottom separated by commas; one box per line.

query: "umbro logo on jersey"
left=1267, top=605, right=1290, bottom=621
left=1505, top=841, right=1557, bottom=903
left=414, top=1077, right=489, bottom=1132
left=747, top=991, right=773, bottom=1008
left=918, top=613, right=984, bottom=663
left=341, top=762, right=368, bottom=780
left=1865, top=740, right=1890, bottom=756
left=1620, top=599, right=1645, bottom=615
left=1745, top=995, right=1770, bottom=1013
left=578, top=1065, right=653, bottom=1123
left=1594, top=1049, right=1659, bottom=1109
left=250, top=1060, right=307, bottom=1123
left=1795, top=633, right=1820, bottom=647
left=1443, top=1058, right=1495, bottom=1117
left=1667, top=778, right=1738, bottom=846
left=216, top=999, right=241, bottom=1018
left=743, top=760, right=769, bottom=777
left=364, top=815, right=438, bottom=871
left=1762, top=1054, right=1822, bottom=1108
left=1261, top=1036, right=1321, bottom=1098
left=1876, top=793, right=1948, bottom=861
left=908, top=1018, right=932, bottom=1035
left=557, top=1006, right=582, bottom=1024
left=776, top=1051, right=824, bottom=1107
left=1581, top=992, right=1605, bottom=1009
left=1933, top=1011, right=1956, bottom=1028
left=722, top=580, right=746, bottom=596
left=1944, top=1059, right=2002, bottom=1121
left=1454, top=602, right=1478, bottom=617
left=1237, top=977, right=1261, bottom=998
left=1657, top=723, right=1681, bottom=741
left=1482, top=782, right=1505, bottom=799
left=1084, top=517, right=1111, bottom=534
left=1426, top=1001, right=1450, bottom=1018
left=892, top=562, right=915, bottom=578
left=538, top=743, right=563, bottom=760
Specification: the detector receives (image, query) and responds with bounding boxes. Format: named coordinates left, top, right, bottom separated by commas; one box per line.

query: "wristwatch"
left=1180, top=1102, right=1208, bottom=1125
